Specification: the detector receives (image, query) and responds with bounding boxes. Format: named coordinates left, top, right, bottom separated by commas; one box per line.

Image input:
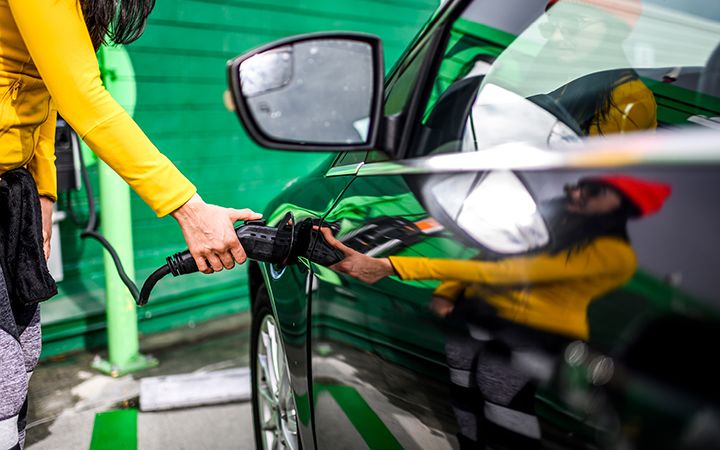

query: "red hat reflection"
left=581, top=175, right=671, bottom=217
left=546, top=0, right=642, bottom=29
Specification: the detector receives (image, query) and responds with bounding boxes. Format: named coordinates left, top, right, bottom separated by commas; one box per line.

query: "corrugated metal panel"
left=42, top=0, right=437, bottom=358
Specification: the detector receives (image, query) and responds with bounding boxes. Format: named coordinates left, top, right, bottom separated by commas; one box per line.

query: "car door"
left=308, top=1, right=552, bottom=448
left=309, top=0, right=720, bottom=449
left=256, top=151, right=365, bottom=449
left=252, top=15, right=451, bottom=446
left=304, top=4, right=464, bottom=448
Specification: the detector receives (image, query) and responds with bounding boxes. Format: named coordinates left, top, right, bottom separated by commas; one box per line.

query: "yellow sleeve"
left=432, top=280, right=465, bottom=302
left=621, top=87, right=657, bottom=131
left=9, top=0, right=196, bottom=217
left=27, top=107, right=58, bottom=201
left=389, top=238, right=636, bottom=285
left=592, top=80, right=658, bottom=135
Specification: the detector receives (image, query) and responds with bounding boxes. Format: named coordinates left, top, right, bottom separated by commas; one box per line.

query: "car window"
left=410, top=0, right=720, bottom=157
left=384, top=29, right=439, bottom=117
left=332, top=151, right=367, bottom=168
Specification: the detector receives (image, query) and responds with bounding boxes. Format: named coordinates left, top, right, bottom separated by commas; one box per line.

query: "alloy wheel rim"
left=256, top=314, right=299, bottom=450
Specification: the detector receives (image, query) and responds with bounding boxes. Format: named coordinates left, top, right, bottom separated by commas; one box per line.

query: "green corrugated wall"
left=42, top=0, right=437, bottom=358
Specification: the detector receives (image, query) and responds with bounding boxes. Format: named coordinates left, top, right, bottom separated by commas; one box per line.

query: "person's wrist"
left=39, top=195, right=55, bottom=206
left=170, top=193, right=204, bottom=223
left=39, top=195, right=54, bottom=217
left=381, top=258, right=396, bottom=278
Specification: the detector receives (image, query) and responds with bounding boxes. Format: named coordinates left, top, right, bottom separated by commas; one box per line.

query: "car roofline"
left=356, top=127, right=720, bottom=176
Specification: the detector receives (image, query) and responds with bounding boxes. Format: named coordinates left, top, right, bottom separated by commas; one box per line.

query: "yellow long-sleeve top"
left=389, top=237, right=637, bottom=340
left=0, top=0, right=195, bottom=216
left=589, top=79, right=657, bottom=136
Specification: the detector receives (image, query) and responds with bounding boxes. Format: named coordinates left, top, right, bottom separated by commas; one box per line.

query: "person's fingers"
left=42, top=228, right=50, bottom=261
left=231, top=244, right=247, bottom=265
left=430, top=297, right=455, bottom=317
left=193, top=255, right=213, bottom=274
left=205, top=253, right=224, bottom=273
left=218, top=251, right=235, bottom=270
left=222, top=225, right=249, bottom=265
left=318, top=227, right=355, bottom=256
left=228, top=208, right=263, bottom=223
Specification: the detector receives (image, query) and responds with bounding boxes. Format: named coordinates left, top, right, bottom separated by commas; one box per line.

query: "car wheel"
left=251, top=286, right=300, bottom=450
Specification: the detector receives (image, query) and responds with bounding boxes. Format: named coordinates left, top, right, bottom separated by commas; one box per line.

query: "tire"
left=251, top=285, right=301, bottom=450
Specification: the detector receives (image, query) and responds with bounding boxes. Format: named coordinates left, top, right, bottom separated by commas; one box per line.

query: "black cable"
left=64, top=190, right=87, bottom=227
left=138, top=264, right=172, bottom=306
left=67, top=128, right=156, bottom=304
left=71, top=131, right=98, bottom=232
left=81, top=230, right=141, bottom=300
left=61, top=132, right=95, bottom=228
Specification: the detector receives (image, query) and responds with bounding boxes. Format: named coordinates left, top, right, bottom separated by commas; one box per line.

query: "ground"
left=25, top=313, right=255, bottom=450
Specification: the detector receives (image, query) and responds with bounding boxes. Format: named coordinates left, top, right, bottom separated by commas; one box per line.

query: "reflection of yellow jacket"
left=0, top=0, right=195, bottom=216
left=589, top=79, right=657, bottom=136
left=389, top=237, right=637, bottom=340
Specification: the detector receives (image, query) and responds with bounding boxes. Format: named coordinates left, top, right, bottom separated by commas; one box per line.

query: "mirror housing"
left=227, top=32, right=384, bottom=152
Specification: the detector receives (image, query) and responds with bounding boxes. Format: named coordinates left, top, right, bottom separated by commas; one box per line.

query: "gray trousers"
left=0, top=264, right=41, bottom=450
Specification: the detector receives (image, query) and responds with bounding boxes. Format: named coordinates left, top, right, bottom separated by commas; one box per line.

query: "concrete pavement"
left=25, top=313, right=255, bottom=450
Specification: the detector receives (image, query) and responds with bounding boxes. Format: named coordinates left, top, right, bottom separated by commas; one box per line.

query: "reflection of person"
left=324, top=175, right=670, bottom=448
left=1, top=1, right=259, bottom=448
left=537, top=0, right=657, bottom=135
left=325, top=175, right=671, bottom=339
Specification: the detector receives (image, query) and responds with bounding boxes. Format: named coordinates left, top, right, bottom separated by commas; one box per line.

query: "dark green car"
left=226, top=0, right=720, bottom=448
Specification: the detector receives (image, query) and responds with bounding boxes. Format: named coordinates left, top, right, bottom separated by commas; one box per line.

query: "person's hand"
left=39, top=196, right=54, bottom=262
left=318, top=227, right=396, bottom=284
left=171, top=194, right=262, bottom=274
left=430, top=296, right=456, bottom=317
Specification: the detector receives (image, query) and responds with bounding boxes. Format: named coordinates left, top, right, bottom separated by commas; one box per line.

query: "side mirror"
left=227, top=33, right=384, bottom=151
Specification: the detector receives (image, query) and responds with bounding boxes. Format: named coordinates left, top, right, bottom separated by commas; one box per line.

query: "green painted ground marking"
left=89, top=409, right=137, bottom=450
left=316, top=384, right=403, bottom=450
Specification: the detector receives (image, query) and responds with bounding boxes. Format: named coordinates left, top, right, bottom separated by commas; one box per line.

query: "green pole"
left=90, top=45, right=157, bottom=377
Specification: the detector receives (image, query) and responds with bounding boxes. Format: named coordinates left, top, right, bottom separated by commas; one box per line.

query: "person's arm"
left=27, top=107, right=58, bottom=201
left=597, top=80, right=658, bottom=134
left=322, top=228, right=635, bottom=285
left=9, top=0, right=261, bottom=272
left=433, top=280, right=466, bottom=300
left=9, top=0, right=194, bottom=217
left=322, top=225, right=637, bottom=286
left=27, top=107, right=58, bottom=261
left=429, top=280, right=465, bottom=317
left=389, top=238, right=636, bottom=285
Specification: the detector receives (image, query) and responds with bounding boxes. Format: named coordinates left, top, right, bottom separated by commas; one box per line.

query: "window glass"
left=332, top=151, right=367, bottom=168
left=412, top=0, right=720, bottom=157
left=384, top=31, right=438, bottom=116
left=330, top=23, right=441, bottom=168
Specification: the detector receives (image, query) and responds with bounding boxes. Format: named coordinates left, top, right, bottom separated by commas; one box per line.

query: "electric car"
left=227, top=0, right=720, bottom=448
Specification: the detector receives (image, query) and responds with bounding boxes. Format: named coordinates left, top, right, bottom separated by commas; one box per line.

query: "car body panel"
left=256, top=154, right=358, bottom=448
left=249, top=0, right=720, bottom=448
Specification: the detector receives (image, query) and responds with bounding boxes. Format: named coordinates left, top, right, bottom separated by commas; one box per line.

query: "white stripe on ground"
left=484, top=402, right=541, bottom=439
left=0, top=415, right=19, bottom=449
left=138, top=403, right=253, bottom=450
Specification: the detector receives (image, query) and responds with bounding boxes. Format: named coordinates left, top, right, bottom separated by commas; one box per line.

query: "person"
left=417, top=0, right=657, bottom=159
left=533, top=0, right=657, bottom=136
left=1, top=1, right=259, bottom=448
left=321, top=174, right=671, bottom=448
left=323, top=175, right=671, bottom=336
